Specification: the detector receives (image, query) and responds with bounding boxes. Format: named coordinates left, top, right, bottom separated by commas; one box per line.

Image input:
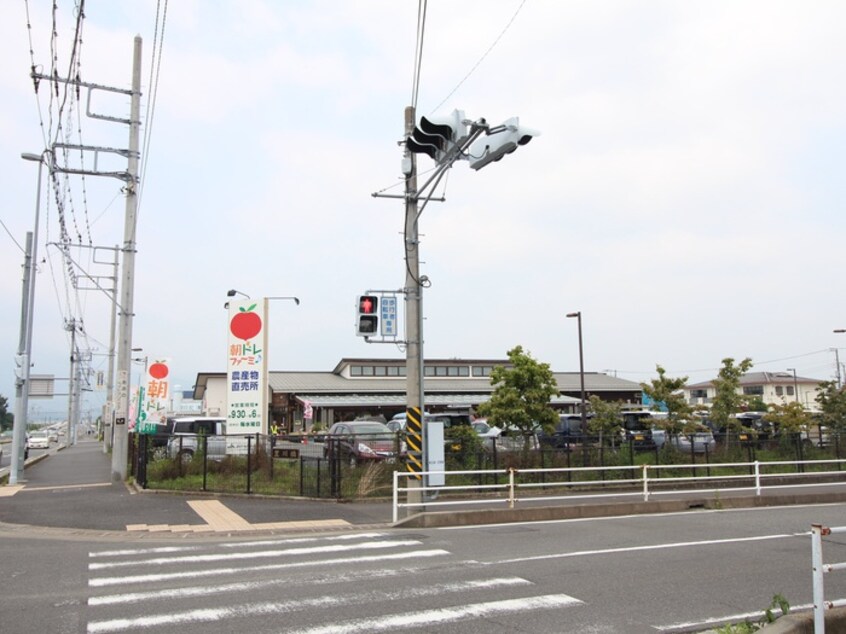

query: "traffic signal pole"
left=403, top=106, right=426, bottom=501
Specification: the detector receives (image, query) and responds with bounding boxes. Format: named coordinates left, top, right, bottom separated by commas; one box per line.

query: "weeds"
left=715, top=594, right=790, bottom=633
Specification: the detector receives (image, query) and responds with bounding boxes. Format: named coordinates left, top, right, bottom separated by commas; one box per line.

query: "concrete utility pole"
left=66, top=319, right=80, bottom=446
left=10, top=232, right=34, bottom=484
left=104, top=245, right=119, bottom=453
left=111, top=35, right=142, bottom=481
left=403, top=105, right=425, bottom=485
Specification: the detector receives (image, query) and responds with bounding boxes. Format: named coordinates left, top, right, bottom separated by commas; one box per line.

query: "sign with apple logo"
left=226, top=298, right=269, bottom=445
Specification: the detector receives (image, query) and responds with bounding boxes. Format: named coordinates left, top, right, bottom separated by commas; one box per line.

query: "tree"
left=588, top=395, right=623, bottom=446
left=765, top=401, right=811, bottom=436
left=641, top=365, right=692, bottom=435
left=710, top=357, right=754, bottom=433
left=815, top=380, right=846, bottom=434
left=476, top=346, right=558, bottom=452
left=0, top=394, right=10, bottom=431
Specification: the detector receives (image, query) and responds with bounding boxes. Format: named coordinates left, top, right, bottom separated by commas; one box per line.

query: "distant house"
left=683, top=372, right=825, bottom=410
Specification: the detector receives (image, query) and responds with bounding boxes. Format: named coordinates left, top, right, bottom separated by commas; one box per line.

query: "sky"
left=2, top=1, right=846, bottom=422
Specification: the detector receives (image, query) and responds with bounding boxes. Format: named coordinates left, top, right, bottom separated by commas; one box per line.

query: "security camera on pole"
left=372, top=107, right=539, bottom=510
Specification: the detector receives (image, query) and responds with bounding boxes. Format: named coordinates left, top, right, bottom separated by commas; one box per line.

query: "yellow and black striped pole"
left=405, top=406, right=423, bottom=479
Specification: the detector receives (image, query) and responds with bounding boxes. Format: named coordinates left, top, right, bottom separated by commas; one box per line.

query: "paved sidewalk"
left=0, top=439, right=393, bottom=536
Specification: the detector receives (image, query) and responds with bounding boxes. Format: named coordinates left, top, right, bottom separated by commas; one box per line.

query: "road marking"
left=16, top=482, right=112, bottom=492
left=0, top=485, right=25, bottom=497
left=86, top=578, right=544, bottom=633
left=88, top=549, right=454, bottom=587
left=292, top=594, right=583, bottom=634
left=88, top=538, right=424, bottom=570
left=486, top=533, right=796, bottom=565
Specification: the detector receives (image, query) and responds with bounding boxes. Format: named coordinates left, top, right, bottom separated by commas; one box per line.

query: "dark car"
left=620, top=411, right=663, bottom=450
left=538, top=414, right=591, bottom=450
left=323, top=421, right=403, bottom=466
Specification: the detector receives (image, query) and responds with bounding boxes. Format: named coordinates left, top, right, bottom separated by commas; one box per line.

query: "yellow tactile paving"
left=188, top=500, right=253, bottom=530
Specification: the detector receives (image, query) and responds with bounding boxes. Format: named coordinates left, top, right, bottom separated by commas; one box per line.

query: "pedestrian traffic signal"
left=468, top=117, right=540, bottom=170
left=356, top=295, right=379, bottom=337
left=406, top=109, right=468, bottom=164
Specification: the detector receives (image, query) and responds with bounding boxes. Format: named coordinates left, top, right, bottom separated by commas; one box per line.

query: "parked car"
left=537, top=414, right=592, bottom=450
left=323, top=421, right=403, bottom=466
left=166, top=417, right=227, bottom=461
left=621, top=411, right=666, bottom=450
left=28, top=430, right=51, bottom=449
left=669, top=429, right=716, bottom=454
left=46, top=428, right=59, bottom=443
left=471, top=419, right=502, bottom=439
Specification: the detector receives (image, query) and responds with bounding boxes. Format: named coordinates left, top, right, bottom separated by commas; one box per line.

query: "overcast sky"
left=2, top=1, right=845, bottom=421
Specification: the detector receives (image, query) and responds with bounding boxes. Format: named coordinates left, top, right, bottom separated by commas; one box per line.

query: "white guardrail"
left=812, top=524, right=846, bottom=633
left=392, top=458, right=846, bottom=523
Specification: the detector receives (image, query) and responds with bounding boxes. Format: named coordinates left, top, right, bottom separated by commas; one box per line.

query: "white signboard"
left=426, top=421, right=445, bottom=487
left=380, top=295, right=398, bottom=337
left=138, top=358, right=171, bottom=433
left=226, top=298, right=269, bottom=437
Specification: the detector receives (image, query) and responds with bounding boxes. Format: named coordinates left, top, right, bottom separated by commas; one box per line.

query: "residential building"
left=684, top=371, right=824, bottom=410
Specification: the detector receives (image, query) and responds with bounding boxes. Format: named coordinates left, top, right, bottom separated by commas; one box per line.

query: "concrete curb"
left=758, top=607, right=846, bottom=632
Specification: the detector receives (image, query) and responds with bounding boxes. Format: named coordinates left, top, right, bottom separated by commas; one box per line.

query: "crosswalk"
left=85, top=531, right=583, bottom=633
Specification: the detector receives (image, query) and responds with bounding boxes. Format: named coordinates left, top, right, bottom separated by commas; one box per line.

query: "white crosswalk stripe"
left=85, top=532, right=584, bottom=633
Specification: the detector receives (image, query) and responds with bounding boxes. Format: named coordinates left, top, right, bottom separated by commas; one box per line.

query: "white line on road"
left=86, top=577, right=538, bottom=633
left=89, top=539, right=422, bottom=570
left=88, top=549, right=456, bottom=587
left=289, top=594, right=584, bottom=634
left=486, top=533, right=799, bottom=565
left=89, top=532, right=388, bottom=559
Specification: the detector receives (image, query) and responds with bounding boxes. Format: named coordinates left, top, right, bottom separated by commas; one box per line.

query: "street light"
left=227, top=289, right=250, bottom=299
left=566, top=312, right=587, bottom=447
left=787, top=368, right=799, bottom=404
left=10, top=151, right=48, bottom=485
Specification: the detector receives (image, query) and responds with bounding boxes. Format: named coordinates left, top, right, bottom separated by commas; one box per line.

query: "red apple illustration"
left=148, top=361, right=169, bottom=379
left=230, top=304, right=262, bottom=340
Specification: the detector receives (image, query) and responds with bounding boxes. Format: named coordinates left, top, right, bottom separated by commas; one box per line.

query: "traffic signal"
left=406, top=109, right=468, bottom=164
left=468, top=117, right=540, bottom=171
left=356, top=295, right=379, bottom=337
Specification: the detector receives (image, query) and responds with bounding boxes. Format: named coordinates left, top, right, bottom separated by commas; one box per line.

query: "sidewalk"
left=0, top=439, right=393, bottom=536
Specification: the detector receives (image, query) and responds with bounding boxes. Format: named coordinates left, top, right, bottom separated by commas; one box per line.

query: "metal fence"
left=812, top=524, right=846, bottom=633
left=128, top=429, right=846, bottom=501
left=392, top=458, right=846, bottom=522
left=130, top=431, right=403, bottom=499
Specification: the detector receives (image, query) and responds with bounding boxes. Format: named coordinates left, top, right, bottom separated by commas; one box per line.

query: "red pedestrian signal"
left=356, top=295, right=379, bottom=337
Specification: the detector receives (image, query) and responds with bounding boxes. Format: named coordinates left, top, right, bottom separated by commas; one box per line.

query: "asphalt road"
left=3, top=501, right=846, bottom=633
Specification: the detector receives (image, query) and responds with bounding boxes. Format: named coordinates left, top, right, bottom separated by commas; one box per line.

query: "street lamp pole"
left=10, top=151, right=46, bottom=484
left=787, top=367, right=799, bottom=404
left=567, top=312, right=587, bottom=445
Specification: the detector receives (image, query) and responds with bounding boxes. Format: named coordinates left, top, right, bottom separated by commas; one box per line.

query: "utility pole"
left=103, top=245, right=119, bottom=452
left=66, top=319, right=78, bottom=446
left=403, top=105, right=425, bottom=490
left=111, top=35, right=142, bottom=481
left=10, top=232, right=34, bottom=484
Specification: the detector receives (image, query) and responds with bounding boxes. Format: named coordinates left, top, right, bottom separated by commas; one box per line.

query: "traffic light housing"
left=468, top=117, right=539, bottom=170
left=406, top=109, right=468, bottom=164
left=356, top=295, right=379, bottom=337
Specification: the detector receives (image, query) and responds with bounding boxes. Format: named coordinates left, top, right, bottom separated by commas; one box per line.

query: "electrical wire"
left=410, top=0, right=427, bottom=110
left=430, top=0, right=528, bottom=114
left=138, top=0, right=168, bottom=213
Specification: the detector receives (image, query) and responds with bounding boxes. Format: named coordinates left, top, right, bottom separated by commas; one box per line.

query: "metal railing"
left=393, top=458, right=846, bottom=523
left=811, top=524, right=846, bottom=633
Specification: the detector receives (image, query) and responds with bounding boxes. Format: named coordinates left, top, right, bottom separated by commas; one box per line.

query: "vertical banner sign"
left=115, top=370, right=129, bottom=425
left=381, top=295, right=398, bottom=337
left=139, top=358, right=170, bottom=434
left=227, top=298, right=269, bottom=452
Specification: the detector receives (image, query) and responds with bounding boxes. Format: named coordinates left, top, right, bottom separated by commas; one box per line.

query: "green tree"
left=815, top=380, right=846, bottom=433
left=765, top=401, right=811, bottom=436
left=588, top=395, right=623, bottom=446
left=476, top=346, right=558, bottom=452
left=710, top=357, right=754, bottom=433
left=0, top=394, right=10, bottom=431
left=641, top=365, right=692, bottom=435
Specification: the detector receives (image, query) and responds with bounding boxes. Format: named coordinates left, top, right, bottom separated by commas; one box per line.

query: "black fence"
left=128, top=429, right=845, bottom=500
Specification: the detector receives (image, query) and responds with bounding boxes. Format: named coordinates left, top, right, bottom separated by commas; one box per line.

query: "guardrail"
left=812, top=524, right=846, bottom=633
left=393, top=458, right=846, bottom=523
